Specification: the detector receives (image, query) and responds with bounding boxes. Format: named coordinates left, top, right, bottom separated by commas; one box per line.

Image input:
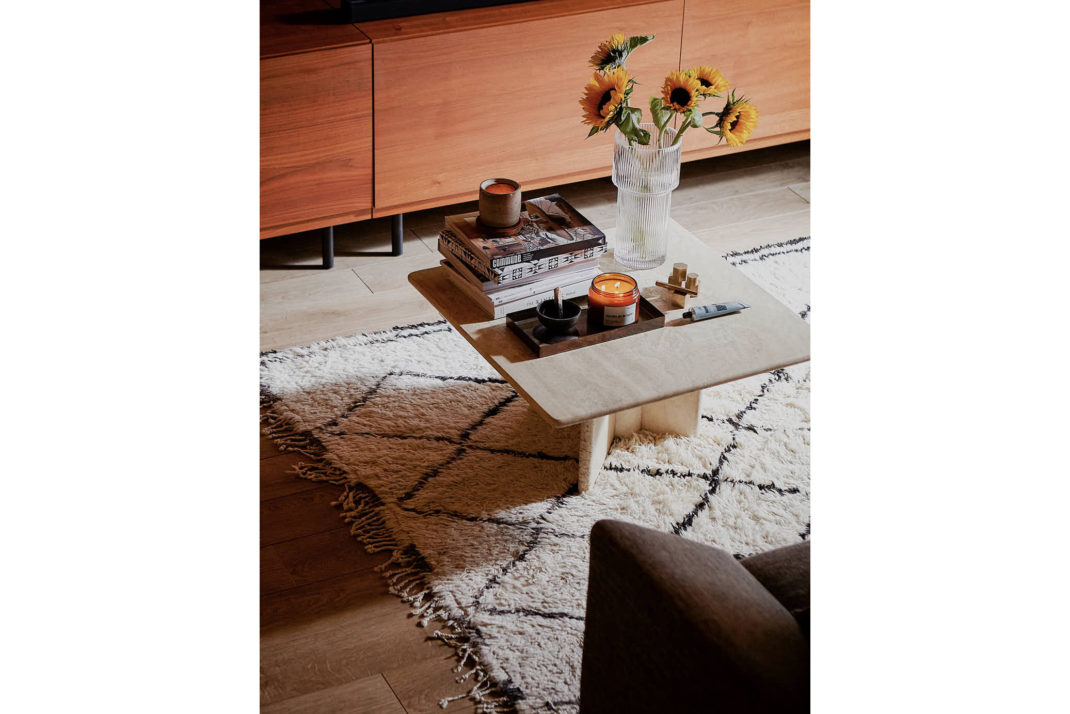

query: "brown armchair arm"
left=580, top=520, right=809, bottom=713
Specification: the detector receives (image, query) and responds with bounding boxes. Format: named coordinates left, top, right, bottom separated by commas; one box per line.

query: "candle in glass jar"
left=587, top=272, right=640, bottom=331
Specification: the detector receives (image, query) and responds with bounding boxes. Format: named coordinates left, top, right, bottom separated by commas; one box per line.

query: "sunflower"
left=688, top=66, right=729, bottom=97
left=718, top=98, right=759, bottom=146
left=588, top=33, right=628, bottom=70
left=579, top=68, right=630, bottom=129
left=660, top=70, right=702, bottom=113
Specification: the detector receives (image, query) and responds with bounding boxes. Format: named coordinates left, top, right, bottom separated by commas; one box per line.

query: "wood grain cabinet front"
left=368, top=0, right=686, bottom=217
left=679, top=0, right=810, bottom=161
left=258, top=0, right=809, bottom=237
left=260, top=42, right=374, bottom=239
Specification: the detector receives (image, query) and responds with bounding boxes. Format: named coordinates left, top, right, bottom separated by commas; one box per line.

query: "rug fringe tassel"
left=292, top=462, right=349, bottom=485
left=260, top=410, right=322, bottom=459
left=261, top=396, right=517, bottom=713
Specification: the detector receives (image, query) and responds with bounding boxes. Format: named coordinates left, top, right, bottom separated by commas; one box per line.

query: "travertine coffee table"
left=408, top=220, right=809, bottom=491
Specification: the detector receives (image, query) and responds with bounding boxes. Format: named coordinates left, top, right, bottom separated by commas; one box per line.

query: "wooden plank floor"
left=259, top=141, right=809, bottom=711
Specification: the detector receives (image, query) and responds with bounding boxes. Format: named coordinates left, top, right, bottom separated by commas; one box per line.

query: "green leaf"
left=616, top=109, right=651, bottom=146
left=596, top=34, right=655, bottom=70
left=647, top=96, right=669, bottom=131
left=625, top=35, right=655, bottom=54
left=587, top=125, right=600, bottom=138
left=688, top=110, right=703, bottom=128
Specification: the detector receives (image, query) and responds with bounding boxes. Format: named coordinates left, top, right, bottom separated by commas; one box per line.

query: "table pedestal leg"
left=577, top=390, right=702, bottom=492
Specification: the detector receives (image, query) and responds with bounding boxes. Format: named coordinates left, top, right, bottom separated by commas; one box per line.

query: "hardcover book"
left=438, top=230, right=607, bottom=286
left=440, top=260, right=594, bottom=319
left=440, top=254, right=599, bottom=302
left=444, top=194, right=606, bottom=269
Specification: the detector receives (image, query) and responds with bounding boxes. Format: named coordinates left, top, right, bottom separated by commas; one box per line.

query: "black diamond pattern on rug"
left=260, top=236, right=810, bottom=714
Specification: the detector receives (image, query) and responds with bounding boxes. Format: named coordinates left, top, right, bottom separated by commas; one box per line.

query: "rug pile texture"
left=260, top=236, right=811, bottom=713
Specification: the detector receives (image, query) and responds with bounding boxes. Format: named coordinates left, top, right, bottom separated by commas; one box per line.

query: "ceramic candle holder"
left=535, top=298, right=581, bottom=333
left=478, top=178, right=522, bottom=228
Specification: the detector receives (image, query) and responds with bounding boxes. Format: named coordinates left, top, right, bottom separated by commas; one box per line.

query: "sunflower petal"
left=661, top=70, right=702, bottom=113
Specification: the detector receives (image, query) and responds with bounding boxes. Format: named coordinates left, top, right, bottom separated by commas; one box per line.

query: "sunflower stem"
left=671, top=120, right=690, bottom=146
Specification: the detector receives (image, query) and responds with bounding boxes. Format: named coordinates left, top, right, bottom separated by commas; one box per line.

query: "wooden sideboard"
left=260, top=0, right=374, bottom=239
left=260, top=0, right=810, bottom=239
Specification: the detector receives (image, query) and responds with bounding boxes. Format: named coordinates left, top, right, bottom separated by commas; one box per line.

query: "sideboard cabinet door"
left=679, top=0, right=809, bottom=160
left=260, top=43, right=374, bottom=238
left=370, top=0, right=685, bottom=216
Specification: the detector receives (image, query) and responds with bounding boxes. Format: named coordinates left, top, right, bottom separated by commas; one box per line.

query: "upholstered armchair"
left=581, top=520, right=810, bottom=713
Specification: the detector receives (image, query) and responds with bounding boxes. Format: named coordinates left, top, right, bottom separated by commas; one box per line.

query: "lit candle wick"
left=613, top=281, right=620, bottom=291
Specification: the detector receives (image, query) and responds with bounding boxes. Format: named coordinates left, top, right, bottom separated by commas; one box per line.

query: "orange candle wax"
left=587, top=272, right=640, bottom=331
left=484, top=182, right=516, bottom=194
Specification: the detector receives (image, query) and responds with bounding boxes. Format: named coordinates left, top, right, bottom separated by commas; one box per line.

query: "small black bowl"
left=535, top=298, right=581, bottom=334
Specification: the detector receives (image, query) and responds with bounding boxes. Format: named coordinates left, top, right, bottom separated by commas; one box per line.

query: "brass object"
left=660, top=266, right=700, bottom=309
left=655, top=280, right=698, bottom=296
left=670, top=262, right=688, bottom=285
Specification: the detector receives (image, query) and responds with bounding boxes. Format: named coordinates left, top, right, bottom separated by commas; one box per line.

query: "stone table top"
left=408, top=220, right=810, bottom=427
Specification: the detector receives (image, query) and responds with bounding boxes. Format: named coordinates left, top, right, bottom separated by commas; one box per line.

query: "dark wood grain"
left=261, top=47, right=374, bottom=134
left=260, top=451, right=325, bottom=501
left=262, top=674, right=406, bottom=714
left=261, top=0, right=369, bottom=59
left=260, top=571, right=467, bottom=705
left=260, top=41, right=373, bottom=237
left=262, top=546, right=298, bottom=595
left=260, top=486, right=347, bottom=546
left=262, top=0, right=807, bottom=234
left=264, top=527, right=388, bottom=593
left=354, top=0, right=669, bottom=43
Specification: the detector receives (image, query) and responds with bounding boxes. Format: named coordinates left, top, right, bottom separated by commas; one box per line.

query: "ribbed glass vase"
left=611, top=123, right=682, bottom=269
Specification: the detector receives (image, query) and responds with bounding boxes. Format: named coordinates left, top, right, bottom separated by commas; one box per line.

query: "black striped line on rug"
left=259, top=319, right=453, bottom=363
left=319, top=369, right=510, bottom=434
left=723, top=235, right=810, bottom=265
left=432, top=488, right=578, bottom=711
left=396, top=391, right=522, bottom=503
left=602, top=463, right=806, bottom=498
left=397, top=503, right=587, bottom=539
left=670, top=368, right=799, bottom=536
left=334, top=431, right=577, bottom=463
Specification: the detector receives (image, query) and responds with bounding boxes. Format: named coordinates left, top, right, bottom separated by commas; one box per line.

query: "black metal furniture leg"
left=322, top=225, right=334, bottom=269
left=391, top=213, right=404, bottom=256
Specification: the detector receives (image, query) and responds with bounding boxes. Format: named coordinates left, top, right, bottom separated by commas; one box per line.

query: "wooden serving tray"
left=506, top=296, right=665, bottom=357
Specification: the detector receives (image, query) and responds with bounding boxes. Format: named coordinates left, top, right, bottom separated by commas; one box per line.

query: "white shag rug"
left=260, top=236, right=811, bottom=713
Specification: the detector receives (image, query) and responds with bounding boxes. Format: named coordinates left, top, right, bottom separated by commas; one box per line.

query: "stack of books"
left=437, top=193, right=608, bottom=318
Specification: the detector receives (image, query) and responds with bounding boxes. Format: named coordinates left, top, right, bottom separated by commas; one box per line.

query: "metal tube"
left=321, top=225, right=334, bottom=269
left=391, top=213, right=404, bottom=256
